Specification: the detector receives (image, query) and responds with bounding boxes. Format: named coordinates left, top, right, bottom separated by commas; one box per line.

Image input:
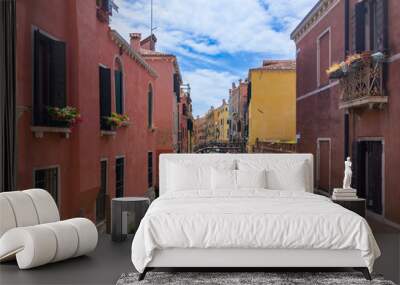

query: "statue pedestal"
left=332, top=188, right=358, bottom=200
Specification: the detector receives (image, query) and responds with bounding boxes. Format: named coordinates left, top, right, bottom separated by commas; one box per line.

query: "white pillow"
left=236, top=169, right=267, bottom=189
left=238, top=159, right=308, bottom=191
left=266, top=161, right=307, bottom=191
left=167, top=162, right=212, bottom=191
left=211, top=168, right=236, bottom=190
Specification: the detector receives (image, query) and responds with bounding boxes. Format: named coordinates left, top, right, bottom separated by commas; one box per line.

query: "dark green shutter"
left=99, top=66, right=111, bottom=130
left=33, top=30, right=66, bottom=126
left=50, top=40, right=66, bottom=108
left=374, top=0, right=388, bottom=52
left=148, top=88, right=153, bottom=128
left=173, top=73, right=180, bottom=102
left=115, top=70, right=123, bottom=114
left=354, top=2, right=366, bottom=53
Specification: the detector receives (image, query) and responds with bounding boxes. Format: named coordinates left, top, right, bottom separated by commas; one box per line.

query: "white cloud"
left=110, top=0, right=317, bottom=116
left=184, top=69, right=239, bottom=116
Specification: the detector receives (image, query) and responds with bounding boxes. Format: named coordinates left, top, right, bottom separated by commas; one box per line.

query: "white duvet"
left=131, top=190, right=380, bottom=273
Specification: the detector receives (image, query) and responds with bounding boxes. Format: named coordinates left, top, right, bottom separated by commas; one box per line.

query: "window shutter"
left=354, top=1, right=366, bottom=53
left=33, top=30, right=44, bottom=125
left=374, top=0, right=388, bottom=52
left=115, top=70, right=123, bottom=114
left=351, top=141, right=360, bottom=190
left=148, top=88, right=153, bottom=128
left=99, top=66, right=111, bottom=130
left=173, top=73, right=180, bottom=102
left=50, top=39, right=66, bottom=108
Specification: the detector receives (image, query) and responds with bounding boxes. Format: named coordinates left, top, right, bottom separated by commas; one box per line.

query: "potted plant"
left=326, top=63, right=344, bottom=79
left=104, top=112, right=130, bottom=130
left=47, top=106, right=81, bottom=127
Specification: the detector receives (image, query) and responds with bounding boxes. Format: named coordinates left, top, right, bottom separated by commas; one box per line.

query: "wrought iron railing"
left=339, top=58, right=385, bottom=108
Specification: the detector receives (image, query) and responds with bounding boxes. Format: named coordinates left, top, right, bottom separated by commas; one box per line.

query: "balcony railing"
left=339, top=58, right=387, bottom=109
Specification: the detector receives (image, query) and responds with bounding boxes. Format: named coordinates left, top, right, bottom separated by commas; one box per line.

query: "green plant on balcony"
left=47, top=106, right=81, bottom=127
left=104, top=112, right=129, bottom=129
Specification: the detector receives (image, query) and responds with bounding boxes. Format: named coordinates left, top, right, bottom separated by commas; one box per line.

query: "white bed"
left=131, top=154, right=380, bottom=280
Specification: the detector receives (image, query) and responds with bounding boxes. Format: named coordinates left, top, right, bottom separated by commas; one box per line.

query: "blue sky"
left=111, top=0, right=318, bottom=116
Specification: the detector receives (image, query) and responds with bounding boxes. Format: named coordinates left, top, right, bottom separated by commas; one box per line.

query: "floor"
left=0, top=234, right=134, bottom=285
left=1, top=219, right=399, bottom=285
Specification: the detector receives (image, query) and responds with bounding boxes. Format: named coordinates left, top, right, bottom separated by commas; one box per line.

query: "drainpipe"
left=344, top=0, right=350, bottom=159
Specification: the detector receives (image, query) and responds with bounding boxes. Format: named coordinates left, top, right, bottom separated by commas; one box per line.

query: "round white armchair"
left=0, top=189, right=98, bottom=269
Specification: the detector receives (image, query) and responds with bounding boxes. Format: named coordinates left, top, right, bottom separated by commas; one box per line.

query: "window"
left=147, top=152, right=153, bottom=188
left=147, top=84, right=153, bottom=128
left=33, top=30, right=66, bottom=127
left=317, top=29, right=330, bottom=87
left=173, top=73, right=180, bottom=102
left=34, top=167, right=58, bottom=205
left=99, top=66, right=111, bottom=130
left=354, top=0, right=388, bottom=53
left=96, top=160, right=107, bottom=223
left=115, top=157, right=124, bottom=198
left=114, top=59, right=123, bottom=114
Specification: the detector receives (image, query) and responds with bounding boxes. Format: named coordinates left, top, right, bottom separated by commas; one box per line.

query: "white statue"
left=343, top=157, right=353, bottom=189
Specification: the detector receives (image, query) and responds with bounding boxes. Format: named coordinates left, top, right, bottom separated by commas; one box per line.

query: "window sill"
left=101, top=130, right=116, bottom=137
left=31, top=126, right=71, bottom=139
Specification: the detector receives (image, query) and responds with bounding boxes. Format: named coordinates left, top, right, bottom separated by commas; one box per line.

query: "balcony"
left=339, top=58, right=387, bottom=110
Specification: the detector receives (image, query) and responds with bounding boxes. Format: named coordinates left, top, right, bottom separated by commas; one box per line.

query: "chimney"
left=222, top=99, right=226, bottom=105
left=232, top=82, right=236, bottom=89
left=129, top=33, right=141, bottom=52
left=239, top=79, right=242, bottom=85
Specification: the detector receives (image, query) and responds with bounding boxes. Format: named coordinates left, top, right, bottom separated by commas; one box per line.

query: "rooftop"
left=250, top=60, right=296, bottom=72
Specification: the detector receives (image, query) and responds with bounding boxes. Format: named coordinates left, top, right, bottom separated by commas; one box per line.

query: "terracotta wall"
left=16, top=0, right=156, bottom=220
left=296, top=0, right=400, bottom=224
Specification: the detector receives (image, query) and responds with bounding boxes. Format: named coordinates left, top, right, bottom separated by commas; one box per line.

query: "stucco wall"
left=248, top=69, right=296, bottom=150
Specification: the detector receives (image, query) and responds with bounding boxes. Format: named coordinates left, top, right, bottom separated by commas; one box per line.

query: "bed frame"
left=138, top=154, right=372, bottom=281
left=139, top=248, right=370, bottom=280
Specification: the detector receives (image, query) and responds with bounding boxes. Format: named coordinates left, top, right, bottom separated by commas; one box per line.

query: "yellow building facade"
left=247, top=60, right=296, bottom=152
left=214, top=100, right=229, bottom=143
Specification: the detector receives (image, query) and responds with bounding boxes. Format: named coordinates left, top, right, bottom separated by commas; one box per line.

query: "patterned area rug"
left=116, top=271, right=396, bottom=285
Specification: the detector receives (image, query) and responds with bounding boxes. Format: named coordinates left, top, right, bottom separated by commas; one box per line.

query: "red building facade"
left=128, top=33, right=183, bottom=190
left=16, top=0, right=160, bottom=223
left=292, top=0, right=400, bottom=226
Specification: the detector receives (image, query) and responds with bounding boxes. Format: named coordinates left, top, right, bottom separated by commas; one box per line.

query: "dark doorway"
left=116, top=157, right=124, bottom=198
left=353, top=140, right=383, bottom=215
left=96, top=160, right=107, bottom=223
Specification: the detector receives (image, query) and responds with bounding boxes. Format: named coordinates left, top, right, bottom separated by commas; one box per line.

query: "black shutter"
left=33, top=30, right=51, bottom=125
left=354, top=1, right=366, bottom=53
left=50, top=40, right=66, bottom=108
left=351, top=141, right=360, bottom=191
left=115, top=70, right=123, bottom=114
left=147, top=88, right=153, bottom=128
left=173, top=73, right=180, bottom=102
left=99, top=66, right=111, bottom=130
left=374, top=0, right=388, bottom=52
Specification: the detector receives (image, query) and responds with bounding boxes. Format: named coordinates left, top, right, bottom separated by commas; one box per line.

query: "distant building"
left=178, top=89, right=194, bottom=153
left=291, top=0, right=400, bottom=226
left=247, top=60, right=296, bottom=152
left=228, top=79, right=248, bottom=143
left=193, top=115, right=207, bottom=148
left=215, top=100, right=229, bottom=143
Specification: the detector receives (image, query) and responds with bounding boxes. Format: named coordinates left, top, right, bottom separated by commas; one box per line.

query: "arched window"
left=147, top=83, right=153, bottom=128
left=114, top=58, right=123, bottom=114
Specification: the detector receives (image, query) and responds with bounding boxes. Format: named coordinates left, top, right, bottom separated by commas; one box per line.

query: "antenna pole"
left=150, top=0, right=153, bottom=36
